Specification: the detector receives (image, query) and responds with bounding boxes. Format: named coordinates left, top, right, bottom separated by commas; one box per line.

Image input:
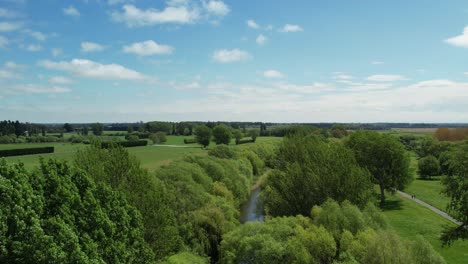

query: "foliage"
left=91, top=123, right=104, bottom=136
left=0, top=159, right=153, bottom=263
left=183, top=138, right=196, bottom=144
left=163, top=252, right=208, bottom=264
left=262, top=134, right=373, bottom=216
left=150, top=132, right=168, bottom=144
left=345, top=131, right=411, bottom=206
left=220, top=199, right=444, bottom=264
left=441, top=141, right=468, bottom=244
left=145, top=121, right=172, bottom=134
left=63, top=123, right=73, bottom=133
left=194, top=125, right=212, bottom=148
left=233, top=130, right=243, bottom=145
left=212, top=125, right=232, bottom=145
left=101, top=140, right=148, bottom=148
left=74, top=144, right=181, bottom=259
left=330, top=124, right=348, bottom=138
left=398, top=134, right=419, bottom=151
left=248, top=129, right=259, bottom=142
left=0, top=146, right=54, bottom=157
left=416, top=137, right=450, bottom=159
left=208, top=145, right=238, bottom=159
left=418, top=155, right=440, bottom=179
left=434, top=127, right=468, bottom=141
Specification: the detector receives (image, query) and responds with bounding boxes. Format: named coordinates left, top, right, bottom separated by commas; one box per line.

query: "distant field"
left=382, top=193, right=468, bottom=264
left=392, top=127, right=437, bottom=134
left=1, top=136, right=282, bottom=171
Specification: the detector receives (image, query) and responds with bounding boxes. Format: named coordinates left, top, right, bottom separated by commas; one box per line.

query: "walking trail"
left=397, top=190, right=462, bottom=226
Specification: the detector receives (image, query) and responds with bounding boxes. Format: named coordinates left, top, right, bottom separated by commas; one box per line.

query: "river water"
left=240, top=187, right=264, bottom=223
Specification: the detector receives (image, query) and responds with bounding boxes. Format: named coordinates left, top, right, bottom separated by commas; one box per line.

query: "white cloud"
left=334, top=74, right=353, bottom=80
left=366, top=74, right=407, bottom=82
left=247, top=19, right=259, bottom=29
left=0, top=21, right=23, bottom=32
left=111, top=4, right=200, bottom=27
left=279, top=24, right=303, bottom=33
left=51, top=48, right=63, bottom=57
left=263, top=70, right=284, bottom=78
left=0, top=36, right=8, bottom=48
left=81, top=42, right=105, bottom=52
left=26, top=44, right=42, bottom=52
left=212, top=49, right=251, bottom=63
left=445, top=26, right=468, bottom=48
left=464, top=72, right=468, bottom=76
left=256, top=34, right=267, bottom=45
left=23, top=29, right=46, bottom=41
left=63, top=6, right=80, bottom=17
left=39, top=59, right=149, bottom=81
left=0, top=70, right=17, bottom=79
left=371, top=61, right=384, bottom=65
left=49, top=76, right=74, bottom=84
left=107, top=0, right=128, bottom=5
left=203, top=1, right=230, bottom=16
left=123, top=40, right=174, bottom=56
left=0, top=8, right=19, bottom=18
left=1, top=84, right=71, bottom=95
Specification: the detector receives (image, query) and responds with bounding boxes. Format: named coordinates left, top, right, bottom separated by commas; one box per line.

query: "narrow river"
left=240, top=187, right=264, bottom=223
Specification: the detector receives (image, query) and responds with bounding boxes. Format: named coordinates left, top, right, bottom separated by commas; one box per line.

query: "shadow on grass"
left=381, top=199, right=403, bottom=211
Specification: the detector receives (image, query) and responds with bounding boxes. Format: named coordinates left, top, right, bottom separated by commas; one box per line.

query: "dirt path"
left=397, top=190, right=462, bottom=226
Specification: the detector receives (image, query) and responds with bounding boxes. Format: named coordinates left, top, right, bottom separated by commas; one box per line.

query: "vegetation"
left=150, top=132, right=168, bottom=144
left=0, top=159, right=153, bottom=263
left=0, top=146, right=54, bottom=157
left=262, top=134, right=373, bottom=216
left=195, top=125, right=212, bottom=148
left=345, top=131, right=411, bottom=206
left=91, top=123, right=104, bottom=136
left=434, top=127, right=468, bottom=141
left=418, top=155, right=440, bottom=179
left=212, top=125, right=232, bottom=145
left=441, top=141, right=468, bottom=244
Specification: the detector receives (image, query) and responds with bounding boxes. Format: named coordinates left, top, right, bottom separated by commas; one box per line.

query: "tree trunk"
left=379, top=184, right=385, bottom=207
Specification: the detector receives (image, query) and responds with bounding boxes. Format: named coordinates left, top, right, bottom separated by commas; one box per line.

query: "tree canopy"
left=194, top=125, right=212, bottom=148
left=345, top=131, right=411, bottom=206
left=212, top=125, right=232, bottom=145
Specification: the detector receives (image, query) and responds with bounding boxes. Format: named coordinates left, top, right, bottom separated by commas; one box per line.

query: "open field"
left=392, top=127, right=438, bottom=134
left=382, top=192, right=468, bottom=264
left=404, top=176, right=450, bottom=212
left=1, top=136, right=282, bottom=171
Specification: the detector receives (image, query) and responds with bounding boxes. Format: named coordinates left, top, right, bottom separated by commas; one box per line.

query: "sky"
left=0, top=0, right=467, bottom=123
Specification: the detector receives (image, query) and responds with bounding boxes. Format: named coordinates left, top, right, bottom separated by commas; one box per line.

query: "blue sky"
left=0, top=0, right=467, bottom=123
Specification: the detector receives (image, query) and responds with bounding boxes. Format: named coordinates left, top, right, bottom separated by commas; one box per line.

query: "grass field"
left=1, top=136, right=282, bottom=171
left=404, top=177, right=450, bottom=212
left=382, top=193, right=468, bottom=264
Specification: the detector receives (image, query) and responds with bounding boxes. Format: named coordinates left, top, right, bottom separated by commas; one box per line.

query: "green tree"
left=330, top=124, right=348, bottom=138
left=150, top=132, right=167, bottom=144
left=441, top=142, right=468, bottom=244
left=248, top=129, right=260, bottom=142
left=82, top=126, right=89, bottom=136
left=262, top=134, right=373, bottom=216
left=194, top=125, right=212, bottom=148
left=233, top=130, right=243, bottom=145
left=91, top=123, right=103, bottom=136
left=345, top=131, right=411, bottom=207
left=212, top=125, right=232, bottom=145
left=418, top=155, right=440, bottom=179
left=63, top=122, right=73, bottom=132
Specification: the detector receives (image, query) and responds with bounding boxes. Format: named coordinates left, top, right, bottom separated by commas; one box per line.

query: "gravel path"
left=397, top=190, right=462, bottom=226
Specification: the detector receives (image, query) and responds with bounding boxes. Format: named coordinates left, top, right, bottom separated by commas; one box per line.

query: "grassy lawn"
left=1, top=136, right=282, bottom=171
left=404, top=176, right=450, bottom=212
left=382, top=192, right=468, bottom=264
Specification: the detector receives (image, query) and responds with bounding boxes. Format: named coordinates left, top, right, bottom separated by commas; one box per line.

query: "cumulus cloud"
left=203, top=0, right=230, bottom=16
left=49, top=76, right=74, bottom=84
left=111, top=4, right=200, bottom=27
left=23, top=29, right=47, bottom=41
left=256, top=34, right=267, bottom=45
left=279, top=24, right=303, bottom=33
left=51, top=48, right=63, bottom=57
left=81, top=42, right=105, bottom=52
left=366, top=74, right=407, bottom=82
left=212, top=49, right=251, bottom=63
left=0, top=21, right=23, bottom=32
left=263, top=70, right=284, bottom=78
left=247, top=19, right=259, bottom=29
left=334, top=74, right=353, bottom=80
left=63, top=6, right=80, bottom=17
left=123, top=40, right=174, bottom=56
left=39, top=59, right=148, bottom=81
left=445, top=26, right=468, bottom=48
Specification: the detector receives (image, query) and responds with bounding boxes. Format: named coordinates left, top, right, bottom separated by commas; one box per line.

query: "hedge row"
left=0, top=147, right=54, bottom=157
left=184, top=138, right=197, bottom=144
left=101, top=140, right=148, bottom=148
left=237, top=139, right=254, bottom=145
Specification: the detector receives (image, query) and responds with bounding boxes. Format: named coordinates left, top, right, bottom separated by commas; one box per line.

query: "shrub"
left=101, top=140, right=147, bottom=148
left=208, top=145, right=237, bottom=159
left=184, top=138, right=197, bottom=144
left=418, top=155, right=440, bottom=179
left=150, top=132, right=167, bottom=144
left=0, top=146, right=54, bottom=157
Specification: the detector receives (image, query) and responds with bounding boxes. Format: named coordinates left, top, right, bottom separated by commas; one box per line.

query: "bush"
left=212, top=125, right=232, bottom=145
left=126, top=134, right=140, bottom=141
left=101, top=140, right=147, bottom=148
left=0, top=146, right=54, bottom=157
left=418, top=155, right=440, bottom=179
left=150, top=132, right=167, bottom=144
left=0, top=135, right=15, bottom=144
left=208, top=145, right=237, bottom=159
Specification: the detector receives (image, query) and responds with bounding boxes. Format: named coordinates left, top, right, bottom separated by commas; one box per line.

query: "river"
left=240, top=187, right=264, bottom=223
